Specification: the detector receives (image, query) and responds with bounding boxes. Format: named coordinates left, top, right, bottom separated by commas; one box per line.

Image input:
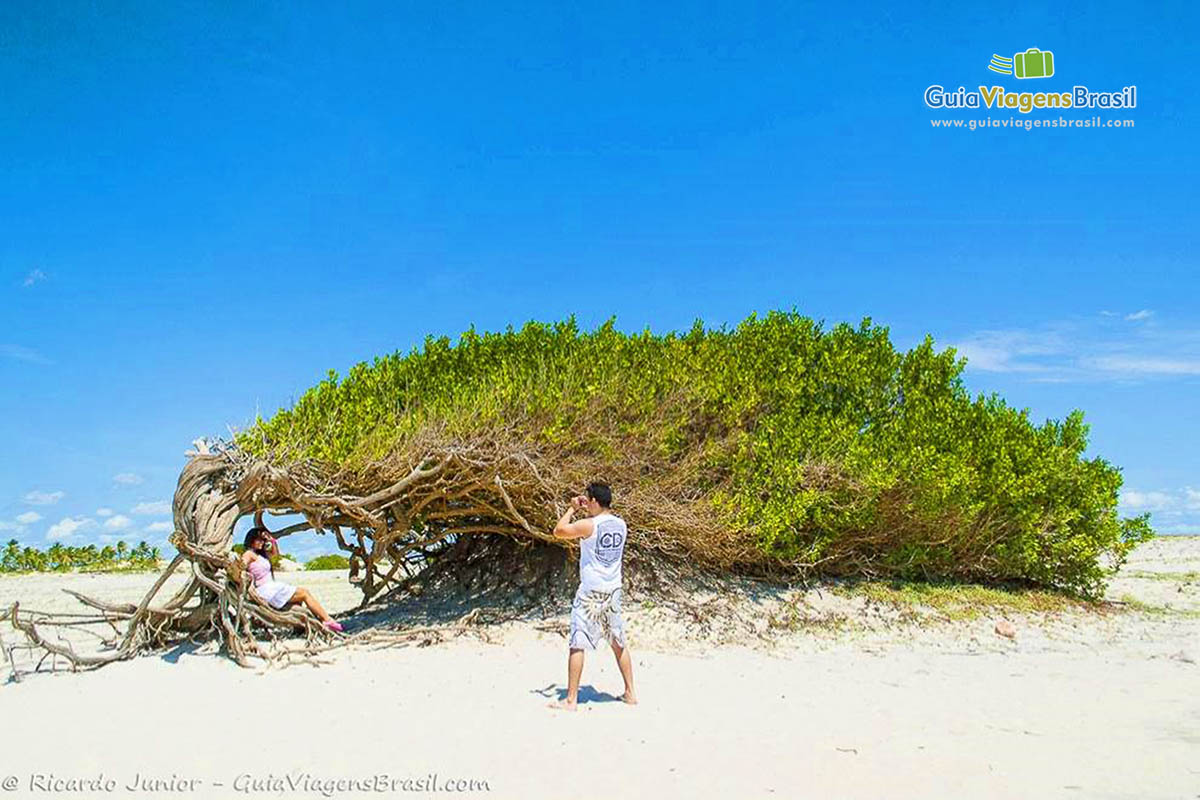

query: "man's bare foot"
left=548, top=699, right=577, bottom=711
left=621, top=691, right=638, bottom=705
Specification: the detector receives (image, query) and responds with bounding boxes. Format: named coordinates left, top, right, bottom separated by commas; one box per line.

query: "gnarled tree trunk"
left=6, top=437, right=575, bottom=670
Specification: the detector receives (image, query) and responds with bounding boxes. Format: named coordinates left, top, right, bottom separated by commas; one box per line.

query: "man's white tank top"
left=578, top=512, right=626, bottom=593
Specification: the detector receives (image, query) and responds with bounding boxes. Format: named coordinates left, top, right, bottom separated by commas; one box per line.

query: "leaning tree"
left=3, top=312, right=1151, bottom=671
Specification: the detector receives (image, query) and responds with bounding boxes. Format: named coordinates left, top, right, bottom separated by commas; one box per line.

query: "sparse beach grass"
left=1122, top=569, right=1200, bottom=582
left=761, top=579, right=1100, bottom=635
left=830, top=579, right=1094, bottom=620
left=1115, top=593, right=1200, bottom=618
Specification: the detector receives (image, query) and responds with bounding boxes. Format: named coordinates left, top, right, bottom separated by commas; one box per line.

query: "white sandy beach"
left=1, top=537, right=1197, bottom=800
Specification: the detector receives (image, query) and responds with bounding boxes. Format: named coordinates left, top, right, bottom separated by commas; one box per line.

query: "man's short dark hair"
left=586, top=482, right=612, bottom=508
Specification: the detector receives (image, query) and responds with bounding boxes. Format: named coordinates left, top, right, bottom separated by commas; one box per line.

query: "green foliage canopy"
left=240, top=312, right=1152, bottom=598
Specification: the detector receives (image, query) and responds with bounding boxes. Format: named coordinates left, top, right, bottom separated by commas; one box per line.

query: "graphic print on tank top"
left=593, top=515, right=626, bottom=567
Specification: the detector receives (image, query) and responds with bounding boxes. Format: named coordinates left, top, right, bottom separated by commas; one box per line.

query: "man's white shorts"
left=568, top=586, right=625, bottom=650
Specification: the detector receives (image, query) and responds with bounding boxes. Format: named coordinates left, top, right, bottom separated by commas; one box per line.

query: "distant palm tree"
left=2, top=539, right=20, bottom=571
left=130, top=541, right=155, bottom=566
left=24, top=547, right=45, bottom=571
left=47, top=543, right=67, bottom=571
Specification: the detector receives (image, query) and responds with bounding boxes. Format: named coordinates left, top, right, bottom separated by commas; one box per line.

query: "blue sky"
left=2, top=2, right=1197, bottom=560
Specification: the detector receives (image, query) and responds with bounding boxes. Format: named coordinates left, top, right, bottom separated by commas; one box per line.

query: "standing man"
left=549, top=482, right=637, bottom=710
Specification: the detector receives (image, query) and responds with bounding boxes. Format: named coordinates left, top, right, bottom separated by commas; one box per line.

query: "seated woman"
left=240, top=521, right=344, bottom=633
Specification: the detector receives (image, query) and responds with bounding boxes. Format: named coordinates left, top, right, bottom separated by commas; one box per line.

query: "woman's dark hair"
left=586, top=482, right=613, bottom=508
left=244, top=527, right=271, bottom=555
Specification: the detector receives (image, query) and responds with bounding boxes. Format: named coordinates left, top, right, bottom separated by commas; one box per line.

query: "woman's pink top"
left=246, top=554, right=272, bottom=585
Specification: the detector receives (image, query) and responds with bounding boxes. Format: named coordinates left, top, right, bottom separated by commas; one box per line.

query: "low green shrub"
left=305, top=554, right=351, bottom=571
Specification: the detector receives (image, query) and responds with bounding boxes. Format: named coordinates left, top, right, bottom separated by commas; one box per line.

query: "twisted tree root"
left=3, top=438, right=584, bottom=672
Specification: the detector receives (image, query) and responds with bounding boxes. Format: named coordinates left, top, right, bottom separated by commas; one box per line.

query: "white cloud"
left=0, top=521, right=19, bottom=532
left=1101, top=309, right=1154, bottom=321
left=1081, top=355, right=1200, bottom=375
left=96, top=507, right=114, bottom=517
left=1120, top=487, right=1200, bottom=531
left=1185, top=488, right=1200, bottom=511
left=104, top=514, right=133, bottom=531
left=16, top=511, right=41, bottom=524
left=0, top=344, right=51, bottom=364
left=24, top=490, right=65, bottom=506
left=1120, top=489, right=1177, bottom=513
left=951, top=315, right=1200, bottom=382
left=949, top=329, right=1066, bottom=374
left=144, top=521, right=173, bottom=534
left=21, top=269, right=46, bottom=287
left=131, top=500, right=171, bottom=515
left=47, top=517, right=96, bottom=541
left=113, top=472, right=145, bottom=486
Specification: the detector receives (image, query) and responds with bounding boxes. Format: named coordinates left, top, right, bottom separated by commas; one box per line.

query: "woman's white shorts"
left=254, top=580, right=297, bottom=610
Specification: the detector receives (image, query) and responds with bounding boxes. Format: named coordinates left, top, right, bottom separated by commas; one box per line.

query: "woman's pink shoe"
left=324, top=620, right=345, bottom=633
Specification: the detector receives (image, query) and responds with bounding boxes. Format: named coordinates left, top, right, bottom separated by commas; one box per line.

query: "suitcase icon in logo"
left=1013, top=48, right=1054, bottom=79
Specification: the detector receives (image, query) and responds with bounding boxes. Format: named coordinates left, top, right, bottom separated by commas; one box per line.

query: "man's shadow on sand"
left=532, top=683, right=623, bottom=705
